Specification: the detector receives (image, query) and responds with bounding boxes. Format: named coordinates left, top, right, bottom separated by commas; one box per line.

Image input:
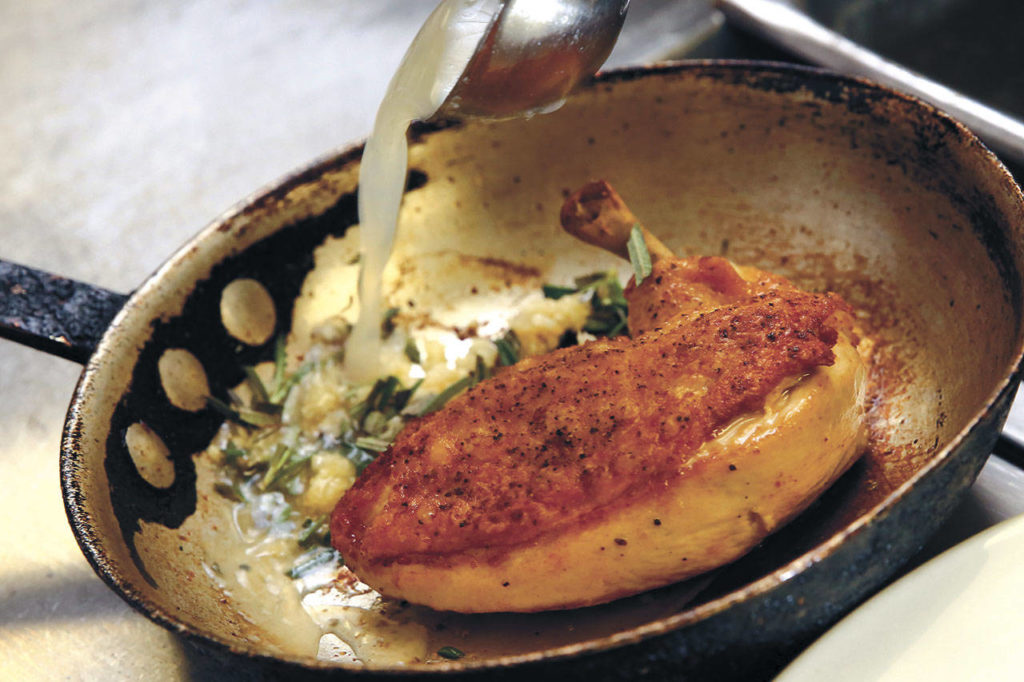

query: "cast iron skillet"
left=2, top=62, right=1024, bottom=680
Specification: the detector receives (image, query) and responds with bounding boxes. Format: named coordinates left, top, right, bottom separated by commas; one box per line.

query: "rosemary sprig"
left=417, top=355, right=490, bottom=416
left=206, top=395, right=280, bottom=428
left=344, top=445, right=378, bottom=475
left=297, top=515, right=330, bottom=548
left=272, top=335, right=288, bottom=396
left=494, top=330, right=521, bottom=366
left=223, top=442, right=248, bottom=463
left=541, top=271, right=630, bottom=338
left=381, top=306, right=400, bottom=338
left=541, top=283, right=578, bottom=300
left=213, top=480, right=245, bottom=503
left=286, top=547, right=340, bottom=579
left=437, top=646, right=465, bottom=660
left=260, top=445, right=311, bottom=492
left=269, top=360, right=315, bottom=404
left=418, top=375, right=473, bottom=416
left=404, top=338, right=422, bottom=364
left=627, top=223, right=653, bottom=285
left=351, top=375, right=421, bottom=423
left=243, top=366, right=270, bottom=404
left=353, top=436, right=391, bottom=453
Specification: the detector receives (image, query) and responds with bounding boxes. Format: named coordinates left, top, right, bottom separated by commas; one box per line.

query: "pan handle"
left=0, top=259, right=128, bottom=365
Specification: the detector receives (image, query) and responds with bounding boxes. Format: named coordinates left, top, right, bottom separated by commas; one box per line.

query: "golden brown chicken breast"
left=331, top=183, right=869, bottom=613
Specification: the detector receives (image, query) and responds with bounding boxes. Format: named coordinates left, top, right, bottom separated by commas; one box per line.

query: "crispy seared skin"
left=332, top=259, right=845, bottom=566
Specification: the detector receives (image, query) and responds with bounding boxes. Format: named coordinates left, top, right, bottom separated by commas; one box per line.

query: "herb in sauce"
left=437, top=646, right=466, bottom=660
left=544, top=271, right=630, bottom=339
left=494, top=330, right=521, bottom=366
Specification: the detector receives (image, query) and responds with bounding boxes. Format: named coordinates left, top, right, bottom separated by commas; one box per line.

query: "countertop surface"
left=3, top=1, right=1023, bottom=680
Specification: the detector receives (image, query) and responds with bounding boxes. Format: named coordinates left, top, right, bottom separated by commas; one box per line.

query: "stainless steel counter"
left=2, top=1, right=1022, bottom=679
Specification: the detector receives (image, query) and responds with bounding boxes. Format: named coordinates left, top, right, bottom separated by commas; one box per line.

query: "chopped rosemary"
left=437, top=646, right=465, bottom=660
left=627, top=223, right=653, bottom=285
left=344, top=445, right=378, bottom=474
left=273, top=453, right=314, bottom=492
left=494, top=330, right=521, bottom=366
left=297, top=515, right=330, bottom=548
left=404, top=338, right=422, bottom=364
left=272, top=334, right=288, bottom=396
left=541, top=271, right=630, bottom=339
left=269, top=360, right=315, bottom=404
left=260, top=445, right=310, bottom=492
left=206, top=395, right=278, bottom=428
left=250, top=400, right=283, bottom=416
left=286, top=547, right=340, bottom=579
left=418, top=355, right=490, bottom=416
left=353, top=436, right=391, bottom=452
left=418, top=374, right=473, bottom=416
left=393, top=378, right=423, bottom=414
left=474, top=354, right=490, bottom=382
left=541, top=283, right=577, bottom=300
left=213, top=480, right=245, bottom=502
left=381, top=306, right=400, bottom=337
left=352, top=375, right=421, bottom=423
left=243, top=366, right=270, bottom=404
left=223, top=442, right=247, bottom=463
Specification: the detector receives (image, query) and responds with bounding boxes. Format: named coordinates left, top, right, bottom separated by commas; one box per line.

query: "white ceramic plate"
left=777, top=511, right=1024, bottom=681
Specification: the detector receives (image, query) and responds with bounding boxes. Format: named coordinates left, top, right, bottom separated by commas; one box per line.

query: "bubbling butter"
left=346, top=0, right=502, bottom=382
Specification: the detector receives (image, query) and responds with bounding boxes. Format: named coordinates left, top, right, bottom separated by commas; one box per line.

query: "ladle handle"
left=0, top=259, right=128, bottom=365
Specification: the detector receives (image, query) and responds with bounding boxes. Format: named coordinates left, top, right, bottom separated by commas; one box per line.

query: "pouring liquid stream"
left=345, top=0, right=501, bottom=382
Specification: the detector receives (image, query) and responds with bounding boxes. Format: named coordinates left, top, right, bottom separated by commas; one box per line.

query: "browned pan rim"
left=59, top=59, right=1024, bottom=674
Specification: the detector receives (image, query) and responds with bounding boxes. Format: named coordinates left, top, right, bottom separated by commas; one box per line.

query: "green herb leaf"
left=353, top=436, right=391, bottom=452
left=601, top=277, right=629, bottom=308
left=393, top=378, right=423, bottom=413
left=214, top=481, right=244, bottom=502
left=234, top=405, right=280, bottom=427
left=286, top=547, right=340, bottom=579
left=627, top=223, right=653, bottom=285
left=223, top=442, right=248, bottom=463
left=260, top=445, right=310, bottom=492
left=404, top=338, right=422, bottom=364
left=437, top=646, right=465, bottom=660
left=243, top=366, right=270, bottom=404
left=272, top=335, right=288, bottom=396
left=206, top=395, right=249, bottom=427
left=574, top=272, right=610, bottom=289
left=250, top=401, right=284, bottom=416
left=344, top=445, right=378, bottom=475
left=418, top=374, right=474, bottom=416
left=354, top=375, right=421, bottom=422
left=473, top=354, right=489, bottom=383
left=269, top=360, right=315, bottom=404
left=381, top=306, right=400, bottom=338
left=542, top=284, right=578, bottom=300
left=297, top=515, right=329, bottom=548
left=494, top=331, right=521, bottom=366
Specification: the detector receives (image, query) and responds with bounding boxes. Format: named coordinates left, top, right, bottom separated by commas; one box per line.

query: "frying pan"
left=2, top=62, right=1023, bottom=680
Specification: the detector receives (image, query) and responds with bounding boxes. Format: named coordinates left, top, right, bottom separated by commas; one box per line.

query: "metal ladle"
left=437, top=0, right=631, bottom=120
